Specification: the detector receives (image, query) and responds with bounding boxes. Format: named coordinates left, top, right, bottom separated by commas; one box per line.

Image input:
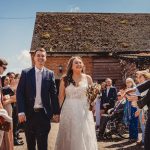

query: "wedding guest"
left=98, top=92, right=125, bottom=139
left=101, top=78, right=117, bottom=113
left=0, top=109, right=12, bottom=148
left=123, top=78, right=138, bottom=142
left=125, top=76, right=150, bottom=150
left=0, top=58, right=8, bottom=147
left=135, top=70, right=149, bottom=145
left=1, top=76, right=15, bottom=150
left=0, top=60, right=8, bottom=117
left=7, top=72, right=23, bottom=145
left=0, top=58, right=8, bottom=98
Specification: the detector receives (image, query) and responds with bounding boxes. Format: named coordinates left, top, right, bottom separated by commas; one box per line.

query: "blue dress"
left=123, top=99, right=138, bottom=140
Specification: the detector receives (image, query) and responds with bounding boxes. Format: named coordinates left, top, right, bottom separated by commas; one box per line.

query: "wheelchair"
left=103, top=111, right=129, bottom=139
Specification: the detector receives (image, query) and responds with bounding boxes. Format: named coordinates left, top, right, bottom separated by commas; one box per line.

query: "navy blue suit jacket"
left=16, top=67, right=60, bottom=119
left=101, top=86, right=117, bottom=109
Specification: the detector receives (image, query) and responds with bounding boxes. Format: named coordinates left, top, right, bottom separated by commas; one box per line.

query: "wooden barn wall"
left=92, top=57, right=123, bottom=89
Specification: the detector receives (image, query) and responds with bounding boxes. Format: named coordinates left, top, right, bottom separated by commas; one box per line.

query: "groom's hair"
left=34, top=48, right=47, bottom=55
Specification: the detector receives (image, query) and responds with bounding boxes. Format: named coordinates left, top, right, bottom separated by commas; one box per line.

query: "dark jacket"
left=137, top=80, right=150, bottom=109
left=101, top=86, right=117, bottom=109
left=16, top=67, right=60, bottom=119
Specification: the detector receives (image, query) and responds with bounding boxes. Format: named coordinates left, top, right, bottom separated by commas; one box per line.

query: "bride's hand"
left=53, top=115, right=60, bottom=123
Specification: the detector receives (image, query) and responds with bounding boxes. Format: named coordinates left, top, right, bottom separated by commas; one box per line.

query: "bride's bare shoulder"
left=83, top=74, right=93, bottom=84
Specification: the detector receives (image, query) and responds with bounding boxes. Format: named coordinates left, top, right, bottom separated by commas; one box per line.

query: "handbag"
left=0, top=116, right=11, bottom=132
left=0, top=121, right=11, bottom=132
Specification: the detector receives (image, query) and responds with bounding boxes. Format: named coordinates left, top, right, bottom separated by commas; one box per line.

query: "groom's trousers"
left=24, top=109, right=51, bottom=150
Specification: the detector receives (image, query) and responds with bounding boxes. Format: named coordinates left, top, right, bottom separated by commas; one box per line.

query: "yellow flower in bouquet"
left=86, top=83, right=101, bottom=111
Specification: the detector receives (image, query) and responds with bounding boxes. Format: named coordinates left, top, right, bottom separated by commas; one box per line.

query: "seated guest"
left=98, top=92, right=125, bottom=138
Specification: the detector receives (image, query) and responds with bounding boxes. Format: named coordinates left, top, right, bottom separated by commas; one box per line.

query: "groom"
left=16, top=48, right=60, bottom=150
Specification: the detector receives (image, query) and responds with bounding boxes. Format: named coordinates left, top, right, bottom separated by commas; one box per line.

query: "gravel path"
left=14, top=123, right=144, bottom=150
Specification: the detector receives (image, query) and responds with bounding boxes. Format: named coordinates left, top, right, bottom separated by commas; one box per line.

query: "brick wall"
left=31, top=54, right=140, bottom=89
left=31, top=55, right=93, bottom=79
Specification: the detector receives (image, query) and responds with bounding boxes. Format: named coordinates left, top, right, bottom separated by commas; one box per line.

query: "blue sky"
left=0, top=0, right=150, bottom=74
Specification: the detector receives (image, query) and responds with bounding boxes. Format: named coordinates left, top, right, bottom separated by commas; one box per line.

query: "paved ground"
left=14, top=123, right=144, bottom=150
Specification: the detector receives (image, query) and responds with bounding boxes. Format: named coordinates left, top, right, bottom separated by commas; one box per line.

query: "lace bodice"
left=65, top=75, right=88, bottom=100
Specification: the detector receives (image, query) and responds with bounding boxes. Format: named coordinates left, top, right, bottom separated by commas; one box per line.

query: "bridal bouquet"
left=86, top=83, right=101, bottom=111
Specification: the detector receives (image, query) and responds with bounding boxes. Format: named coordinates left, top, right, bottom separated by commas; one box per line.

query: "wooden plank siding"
left=93, top=57, right=123, bottom=89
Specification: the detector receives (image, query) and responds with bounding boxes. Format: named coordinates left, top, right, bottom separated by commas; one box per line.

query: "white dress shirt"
left=106, top=87, right=111, bottom=97
left=34, top=67, right=44, bottom=108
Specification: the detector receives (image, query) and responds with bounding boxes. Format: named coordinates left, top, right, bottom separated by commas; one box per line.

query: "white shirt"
left=106, top=86, right=111, bottom=97
left=34, top=66, right=44, bottom=108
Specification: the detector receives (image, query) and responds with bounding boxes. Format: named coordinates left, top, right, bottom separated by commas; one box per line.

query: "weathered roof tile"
left=31, top=12, right=150, bottom=53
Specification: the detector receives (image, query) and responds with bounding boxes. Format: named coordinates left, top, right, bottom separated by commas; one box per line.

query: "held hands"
left=18, top=114, right=60, bottom=123
left=52, top=115, right=60, bottom=123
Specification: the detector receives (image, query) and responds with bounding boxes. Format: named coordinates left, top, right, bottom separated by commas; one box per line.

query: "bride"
left=54, top=56, right=98, bottom=150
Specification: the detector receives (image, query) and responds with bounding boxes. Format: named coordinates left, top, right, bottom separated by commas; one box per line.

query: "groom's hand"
left=53, top=115, right=60, bottom=123
left=18, top=114, right=26, bottom=123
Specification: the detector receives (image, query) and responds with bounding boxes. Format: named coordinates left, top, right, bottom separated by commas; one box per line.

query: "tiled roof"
left=31, top=12, right=150, bottom=53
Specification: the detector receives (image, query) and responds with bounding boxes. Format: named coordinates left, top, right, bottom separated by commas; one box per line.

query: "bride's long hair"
left=63, top=56, right=85, bottom=87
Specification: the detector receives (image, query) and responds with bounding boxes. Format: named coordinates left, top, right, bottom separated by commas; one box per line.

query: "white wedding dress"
left=54, top=75, right=98, bottom=150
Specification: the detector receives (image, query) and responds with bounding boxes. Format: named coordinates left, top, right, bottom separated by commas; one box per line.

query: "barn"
left=30, top=12, right=150, bottom=89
